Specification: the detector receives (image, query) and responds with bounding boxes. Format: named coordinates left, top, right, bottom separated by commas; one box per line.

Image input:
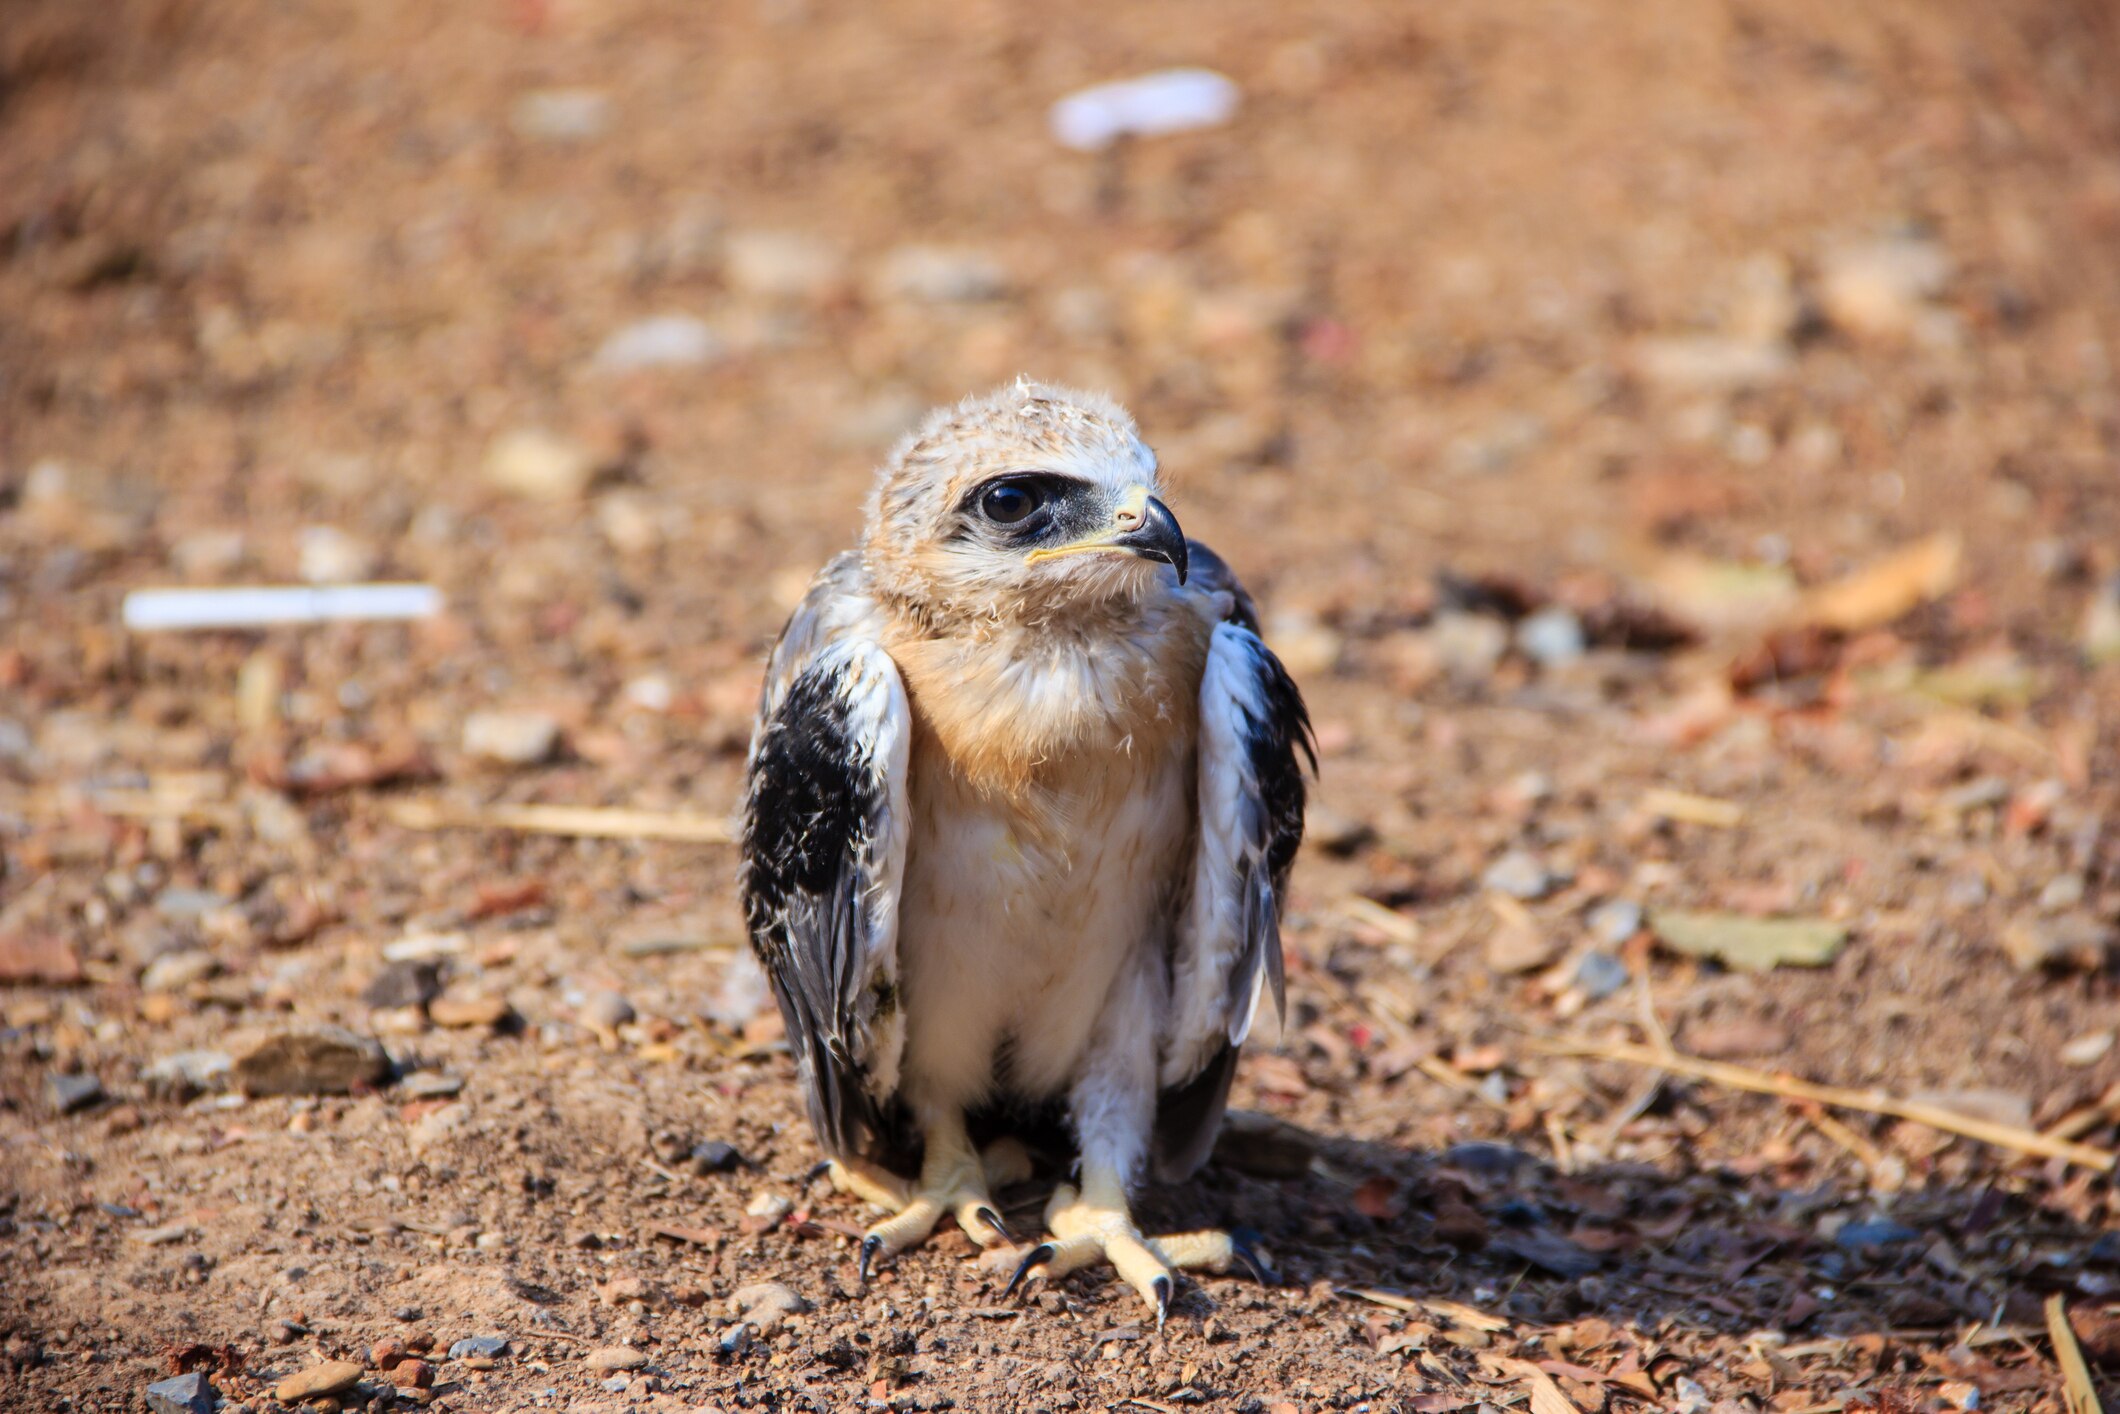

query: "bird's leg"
left=847, top=1110, right=1015, bottom=1280
left=997, top=1165, right=1275, bottom=1325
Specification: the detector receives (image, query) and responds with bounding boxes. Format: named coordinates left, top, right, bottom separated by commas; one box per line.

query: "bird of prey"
left=740, top=380, right=1311, bottom=1321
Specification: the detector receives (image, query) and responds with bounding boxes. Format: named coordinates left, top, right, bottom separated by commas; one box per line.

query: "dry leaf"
left=1649, top=910, right=1848, bottom=971
left=1799, top=532, right=1960, bottom=632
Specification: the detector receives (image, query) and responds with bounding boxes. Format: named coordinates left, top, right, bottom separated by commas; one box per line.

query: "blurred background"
left=7, top=0, right=2120, bottom=1407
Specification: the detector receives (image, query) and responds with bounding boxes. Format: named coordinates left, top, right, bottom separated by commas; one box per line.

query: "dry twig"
left=1535, top=1037, right=2116, bottom=1171
left=383, top=799, right=734, bottom=844
left=2048, top=1294, right=2106, bottom=1414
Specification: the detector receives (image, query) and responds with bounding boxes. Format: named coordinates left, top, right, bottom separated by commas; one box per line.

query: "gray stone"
left=49, top=1072, right=104, bottom=1114
left=231, top=1024, right=388, bottom=1096
left=363, top=960, right=441, bottom=1010
left=447, top=1335, right=509, bottom=1361
left=145, top=1371, right=216, bottom=1414
left=1573, top=950, right=1631, bottom=1001
left=688, top=1140, right=743, bottom=1174
left=1481, top=849, right=1557, bottom=901
left=1587, top=898, right=1644, bottom=946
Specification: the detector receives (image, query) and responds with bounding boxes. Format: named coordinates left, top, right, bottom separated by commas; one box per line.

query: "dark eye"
left=980, top=482, right=1040, bottom=525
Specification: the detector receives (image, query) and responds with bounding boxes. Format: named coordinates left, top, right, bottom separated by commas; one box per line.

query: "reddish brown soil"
left=5, top=1, right=2120, bottom=1411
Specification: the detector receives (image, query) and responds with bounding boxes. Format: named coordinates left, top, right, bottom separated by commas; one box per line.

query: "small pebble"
left=462, top=709, right=563, bottom=766
left=48, top=1072, right=104, bottom=1114
left=580, top=989, right=635, bottom=1030
left=689, top=1139, right=744, bottom=1174
left=400, top=1070, right=464, bottom=1099
left=585, top=1345, right=650, bottom=1372
left=483, top=428, right=595, bottom=501
left=371, top=1337, right=408, bottom=1370
left=296, top=525, right=375, bottom=584
left=145, top=1371, right=216, bottom=1414
left=1573, top=950, right=1631, bottom=1002
left=2063, top=1031, right=2116, bottom=1067
left=447, top=1335, right=509, bottom=1361
left=362, top=960, right=441, bottom=1010
left=870, top=245, right=1011, bottom=304
left=143, top=1050, right=234, bottom=1100
left=742, top=1192, right=793, bottom=1231
left=730, top=1281, right=808, bottom=1332
left=511, top=87, right=610, bottom=142
left=1481, top=849, right=1556, bottom=901
left=428, top=995, right=511, bottom=1029
left=1515, top=607, right=1586, bottom=667
left=141, top=949, right=218, bottom=993
left=592, top=314, right=726, bottom=373
left=722, top=230, right=844, bottom=301
left=1834, top=1219, right=1922, bottom=1249
left=2040, top=873, right=2088, bottom=913
left=1586, top=898, right=1643, bottom=946
left=156, top=888, right=231, bottom=921
left=385, top=1359, right=434, bottom=1390
left=275, top=1359, right=363, bottom=1403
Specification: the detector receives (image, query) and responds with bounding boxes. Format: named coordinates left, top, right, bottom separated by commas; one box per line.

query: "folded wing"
left=741, top=634, right=911, bottom=1160
left=1154, top=544, right=1314, bottom=1181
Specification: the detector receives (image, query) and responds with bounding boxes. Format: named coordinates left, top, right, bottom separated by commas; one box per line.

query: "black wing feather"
left=741, top=655, right=908, bottom=1162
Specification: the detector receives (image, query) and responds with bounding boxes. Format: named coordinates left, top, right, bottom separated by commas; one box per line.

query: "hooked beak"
left=1024, top=487, right=1190, bottom=585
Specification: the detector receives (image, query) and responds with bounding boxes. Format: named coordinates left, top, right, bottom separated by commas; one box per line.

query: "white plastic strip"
left=1048, top=69, right=1240, bottom=152
left=122, top=584, right=443, bottom=632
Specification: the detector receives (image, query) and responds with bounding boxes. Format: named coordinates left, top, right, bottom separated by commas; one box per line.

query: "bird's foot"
left=993, top=1181, right=1276, bottom=1326
left=831, top=1139, right=1028, bottom=1281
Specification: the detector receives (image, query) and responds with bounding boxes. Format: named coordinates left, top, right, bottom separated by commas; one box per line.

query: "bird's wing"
left=741, top=625, right=911, bottom=1161
left=1154, top=542, right=1314, bottom=1181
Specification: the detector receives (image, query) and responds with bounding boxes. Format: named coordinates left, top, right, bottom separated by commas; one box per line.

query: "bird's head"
left=863, top=380, right=1188, bottom=625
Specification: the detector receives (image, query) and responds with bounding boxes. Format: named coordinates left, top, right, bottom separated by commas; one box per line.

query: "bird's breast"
left=885, top=606, right=1210, bottom=806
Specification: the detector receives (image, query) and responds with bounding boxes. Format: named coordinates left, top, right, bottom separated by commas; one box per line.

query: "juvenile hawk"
left=741, top=381, right=1311, bottom=1320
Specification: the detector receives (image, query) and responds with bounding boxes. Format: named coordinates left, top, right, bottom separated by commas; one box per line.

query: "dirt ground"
left=6, top=0, right=2120, bottom=1410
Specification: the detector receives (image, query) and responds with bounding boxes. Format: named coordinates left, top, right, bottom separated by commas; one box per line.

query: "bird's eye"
left=979, top=483, right=1040, bottom=525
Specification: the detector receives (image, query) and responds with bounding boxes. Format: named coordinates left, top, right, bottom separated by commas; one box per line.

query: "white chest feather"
left=888, top=622, right=1206, bottom=1110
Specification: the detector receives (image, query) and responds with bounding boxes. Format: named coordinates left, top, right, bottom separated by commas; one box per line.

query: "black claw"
left=1151, top=1275, right=1173, bottom=1329
left=975, top=1206, right=1012, bottom=1244
left=801, top=1158, right=834, bottom=1187
left=1227, top=1228, right=1279, bottom=1287
left=1001, top=1242, right=1054, bottom=1301
left=858, top=1235, right=882, bottom=1285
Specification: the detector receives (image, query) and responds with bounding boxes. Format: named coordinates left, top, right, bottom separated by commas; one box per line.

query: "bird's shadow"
left=988, top=1109, right=2114, bottom=1393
